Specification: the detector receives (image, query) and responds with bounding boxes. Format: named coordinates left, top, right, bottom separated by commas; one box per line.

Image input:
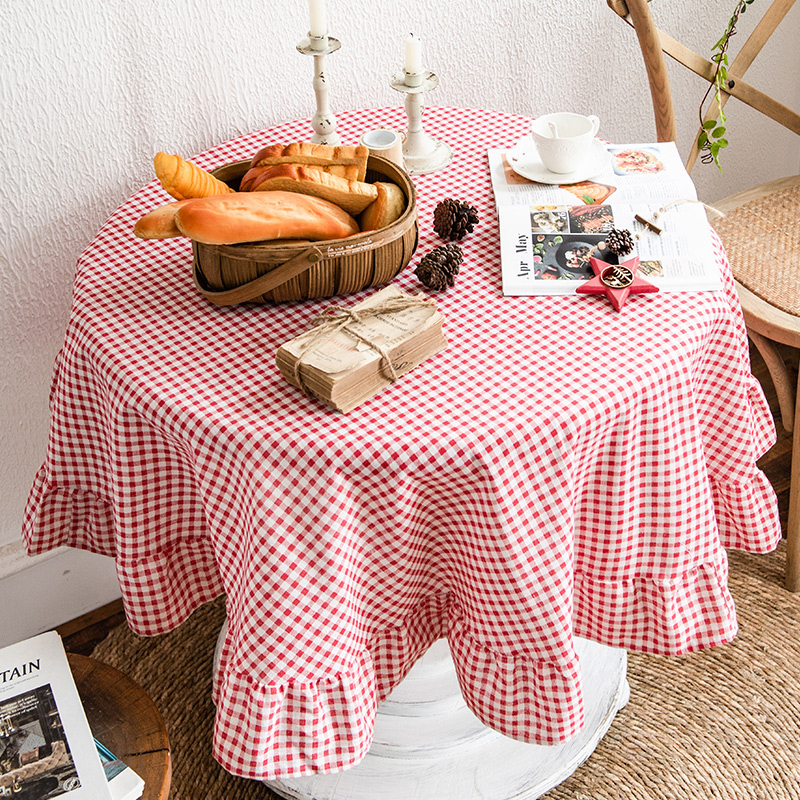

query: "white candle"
left=405, top=33, right=422, bottom=74
left=309, top=0, right=327, bottom=38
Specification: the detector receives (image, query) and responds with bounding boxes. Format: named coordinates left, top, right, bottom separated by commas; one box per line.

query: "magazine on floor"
left=488, top=141, right=723, bottom=296
left=95, top=740, right=144, bottom=800
left=0, top=632, right=112, bottom=800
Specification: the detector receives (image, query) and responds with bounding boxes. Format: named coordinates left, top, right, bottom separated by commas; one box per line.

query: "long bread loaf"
left=323, top=164, right=360, bottom=180
left=239, top=163, right=360, bottom=191
left=134, top=199, right=194, bottom=239
left=173, top=190, right=360, bottom=245
left=250, top=142, right=369, bottom=181
left=241, top=164, right=378, bottom=215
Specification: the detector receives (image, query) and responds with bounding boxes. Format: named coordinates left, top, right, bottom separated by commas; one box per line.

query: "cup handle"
left=588, top=115, right=600, bottom=137
left=380, top=126, right=406, bottom=143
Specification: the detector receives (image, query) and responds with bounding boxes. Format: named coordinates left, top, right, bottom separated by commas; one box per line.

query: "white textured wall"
left=1, top=0, right=799, bottom=560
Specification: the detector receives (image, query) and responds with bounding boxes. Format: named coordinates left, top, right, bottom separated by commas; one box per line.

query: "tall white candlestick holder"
left=390, top=69, right=453, bottom=174
left=296, top=33, right=342, bottom=145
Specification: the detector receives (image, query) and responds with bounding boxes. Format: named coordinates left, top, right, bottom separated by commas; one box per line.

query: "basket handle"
left=193, top=245, right=325, bottom=305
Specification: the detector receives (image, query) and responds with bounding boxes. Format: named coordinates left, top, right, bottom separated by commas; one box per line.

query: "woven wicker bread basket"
left=191, top=154, right=418, bottom=305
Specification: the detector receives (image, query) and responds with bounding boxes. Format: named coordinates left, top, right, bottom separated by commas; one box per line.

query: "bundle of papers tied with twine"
left=276, top=285, right=448, bottom=413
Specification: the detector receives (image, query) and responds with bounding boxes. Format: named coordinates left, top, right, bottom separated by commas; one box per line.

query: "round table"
left=23, top=107, right=781, bottom=791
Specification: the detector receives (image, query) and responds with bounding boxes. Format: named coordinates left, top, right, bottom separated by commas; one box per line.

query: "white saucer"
left=507, top=137, right=610, bottom=185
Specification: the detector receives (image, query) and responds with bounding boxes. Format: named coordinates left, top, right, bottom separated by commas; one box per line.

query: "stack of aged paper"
left=277, top=284, right=447, bottom=413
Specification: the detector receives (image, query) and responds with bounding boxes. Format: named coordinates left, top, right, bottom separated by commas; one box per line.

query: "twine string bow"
left=291, top=293, right=437, bottom=396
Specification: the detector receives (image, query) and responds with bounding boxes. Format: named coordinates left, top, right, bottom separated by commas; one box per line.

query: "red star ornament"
left=576, top=255, right=659, bottom=311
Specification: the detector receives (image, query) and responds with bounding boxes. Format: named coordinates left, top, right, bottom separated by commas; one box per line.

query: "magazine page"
left=498, top=201, right=721, bottom=296
left=488, top=141, right=698, bottom=207
left=0, top=632, right=112, bottom=800
left=95, top=740, right=144, bottom=800
left=488, top=142, right=722, bottom=296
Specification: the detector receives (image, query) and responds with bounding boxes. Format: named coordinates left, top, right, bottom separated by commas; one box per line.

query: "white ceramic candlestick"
left=297, top=34, right=342, bottom=145
left=390, top=69, right=453, bottom=174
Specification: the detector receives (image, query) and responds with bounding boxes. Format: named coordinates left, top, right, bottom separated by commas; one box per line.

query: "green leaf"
left=701, top=0, right=753, bottom=172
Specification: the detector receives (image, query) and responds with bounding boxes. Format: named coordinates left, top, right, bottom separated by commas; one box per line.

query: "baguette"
left=241, top=164, right=378, bottom=216
left=250, top=142, right=369, bottom=181
left=134, top=199, right=194, bottom=239
left=174, top=190, right=360, bottom=245
left=154, top=152, right=234, bottom=200
left=359, top=182, right=406, bottom=231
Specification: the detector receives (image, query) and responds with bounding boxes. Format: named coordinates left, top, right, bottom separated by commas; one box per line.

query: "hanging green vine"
left=698, top=0, right=756, bottom=170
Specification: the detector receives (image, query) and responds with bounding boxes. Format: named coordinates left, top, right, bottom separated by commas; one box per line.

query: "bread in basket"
left=191, top=154, right=419, bottom=305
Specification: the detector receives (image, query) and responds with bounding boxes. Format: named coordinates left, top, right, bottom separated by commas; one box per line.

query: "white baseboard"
left=0, top=540, right=122, bottom=648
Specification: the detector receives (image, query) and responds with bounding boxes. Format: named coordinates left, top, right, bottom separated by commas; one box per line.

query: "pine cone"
left=606, top=228, right=635, bottom=256
left=415, top=244, right=464, bottom=290
left=433, top=198, right=479, bottom=241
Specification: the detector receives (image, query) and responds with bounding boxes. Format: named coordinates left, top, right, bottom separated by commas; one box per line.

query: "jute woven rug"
left=92, top=542, right=800, bottom=800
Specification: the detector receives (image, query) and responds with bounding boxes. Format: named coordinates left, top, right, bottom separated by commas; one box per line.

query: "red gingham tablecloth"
left=23, top=108, right=781, bottom=780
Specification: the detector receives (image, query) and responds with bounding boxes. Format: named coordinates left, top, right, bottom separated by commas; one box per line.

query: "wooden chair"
left=608, top=0, right=800, bottom=590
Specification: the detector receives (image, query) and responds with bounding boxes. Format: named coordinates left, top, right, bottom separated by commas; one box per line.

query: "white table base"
left=260, top=637, right=628, bottom=800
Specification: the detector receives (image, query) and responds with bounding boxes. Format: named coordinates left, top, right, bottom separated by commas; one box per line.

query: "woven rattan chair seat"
left=714, top=185, right=800, bottom=317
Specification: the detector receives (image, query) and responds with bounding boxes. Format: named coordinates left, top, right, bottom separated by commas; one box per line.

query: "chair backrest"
left=608, top=0, right=800, bottom=172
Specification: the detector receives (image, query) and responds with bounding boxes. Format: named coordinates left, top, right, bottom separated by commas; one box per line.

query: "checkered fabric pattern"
left=22, top=108, right=781, bottom=780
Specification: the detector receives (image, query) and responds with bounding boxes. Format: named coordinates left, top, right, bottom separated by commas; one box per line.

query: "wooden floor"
left=58, top=342, right=795, bottom=653
left=58, top=598, right=126, bottom=656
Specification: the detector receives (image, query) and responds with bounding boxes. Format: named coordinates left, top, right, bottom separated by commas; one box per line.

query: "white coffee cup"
left=530, top=112, right=601, bottom=174
left=359, top=128, right=405, bottom=169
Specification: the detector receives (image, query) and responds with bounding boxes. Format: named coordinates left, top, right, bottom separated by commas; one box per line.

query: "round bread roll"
left=358, top=182, right=406, bottom=231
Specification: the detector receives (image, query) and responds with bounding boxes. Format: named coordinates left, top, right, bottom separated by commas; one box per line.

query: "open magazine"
left=488, top=141, right=722, bottom=296
left=0, top=632, right=112, bottom=800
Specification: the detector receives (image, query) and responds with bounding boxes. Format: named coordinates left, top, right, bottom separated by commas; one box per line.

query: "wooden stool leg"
left=785, top=369, right=800, bottom=592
